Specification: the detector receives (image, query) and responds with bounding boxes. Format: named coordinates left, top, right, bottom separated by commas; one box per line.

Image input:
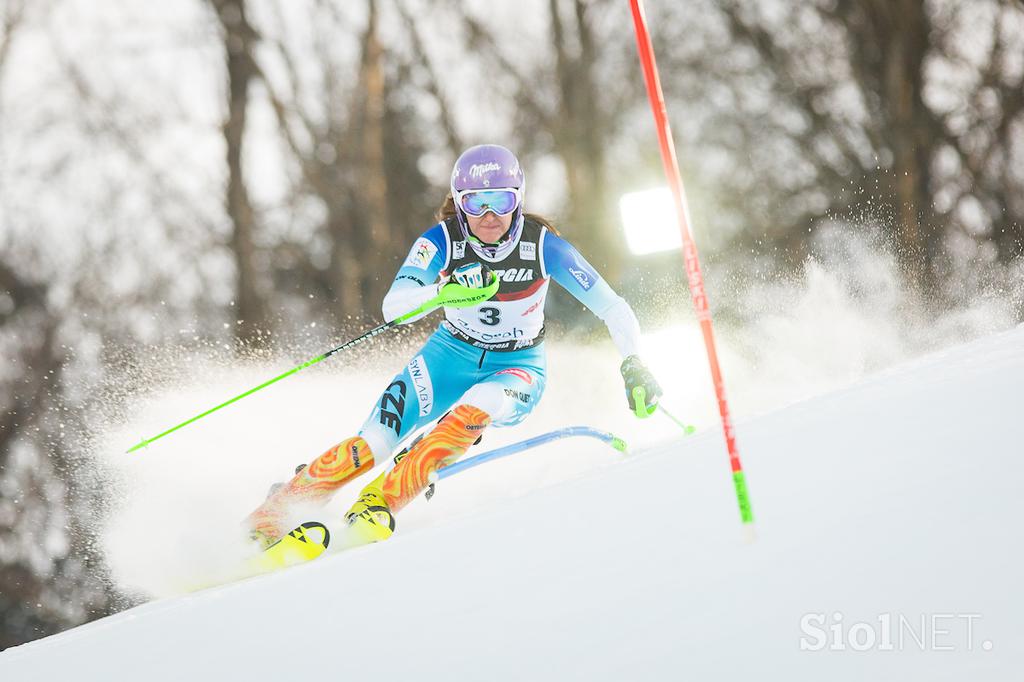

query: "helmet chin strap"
left=456, top=208, right=523, bottom=257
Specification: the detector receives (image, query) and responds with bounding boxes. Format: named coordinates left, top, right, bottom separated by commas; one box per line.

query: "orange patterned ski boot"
left=246, top=436, right=374, bottom=547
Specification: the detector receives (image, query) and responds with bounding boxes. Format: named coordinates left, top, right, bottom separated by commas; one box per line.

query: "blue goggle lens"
left=459, top=190, right=519, bottom=217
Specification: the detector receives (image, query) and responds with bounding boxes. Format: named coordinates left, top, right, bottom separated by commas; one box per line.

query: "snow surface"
left=3, top=325, right=1023, bottom=680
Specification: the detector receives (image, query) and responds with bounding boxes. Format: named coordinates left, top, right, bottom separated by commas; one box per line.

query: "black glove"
left=620, top=355, right=662, bottom=418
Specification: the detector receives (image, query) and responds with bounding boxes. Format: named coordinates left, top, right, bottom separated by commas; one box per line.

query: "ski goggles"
left=454, top=188, right=522, bottom=217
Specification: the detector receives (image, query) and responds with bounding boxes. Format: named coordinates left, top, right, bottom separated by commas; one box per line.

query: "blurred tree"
left=1, top=0, right=223, bottom=648
left=210, top=0, right=272, bottom=348
left=457, top=0, right=640, bottom=284
left=0, top=1, right=24, bottom=82
left=354, top=1, right=392, bottom=310
left=655, top=0, right=1024, bottom=295
left=393, top=1, right=463, bottom=157
left=0, top=255, right=124, bottom=650
left=250, top=0, right=438, bottom=324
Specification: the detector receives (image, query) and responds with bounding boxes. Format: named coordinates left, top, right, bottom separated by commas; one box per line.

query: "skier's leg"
left=245, top=436, right=375, bottom=546
left=346, top=365, right=545, bottom=542
left=386, top=365, right=547, bottom=510
left=245, top=331, right=476, bottom=546
left=345, top=404, right=490, bottom=543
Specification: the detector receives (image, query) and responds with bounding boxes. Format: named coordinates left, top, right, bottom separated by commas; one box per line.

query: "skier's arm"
left=542, top=232, right=642, bottom=359
left=382, top=226, right=448, bottom=324
left=544, top=232, right=662, bottom=417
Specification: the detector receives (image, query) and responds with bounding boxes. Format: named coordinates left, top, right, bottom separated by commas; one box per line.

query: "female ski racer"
left=246, top=144, right=662, bottom=547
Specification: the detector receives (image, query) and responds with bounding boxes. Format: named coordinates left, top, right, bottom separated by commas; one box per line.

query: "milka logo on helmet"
left=469, top=162, right=501, bottom=178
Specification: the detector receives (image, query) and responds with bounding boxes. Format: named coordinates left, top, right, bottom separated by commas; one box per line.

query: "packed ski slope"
left=2, top=325, right=1023, bottom=680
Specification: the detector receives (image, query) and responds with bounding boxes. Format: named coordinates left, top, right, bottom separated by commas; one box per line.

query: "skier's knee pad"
left=458, top=382, right=515, bottom=424
left=460, top=369, right=543, bottom=427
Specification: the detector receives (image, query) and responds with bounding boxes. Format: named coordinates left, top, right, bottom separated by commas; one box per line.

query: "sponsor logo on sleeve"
left=568, top=254, right=597, bottom=290
left=407, top=355, right=434, bottom=417
left=404, top=238, right=438, bottom=270
left=569, top=267, right=591, bottom=289
left=519, top=242, right=537, bottom=260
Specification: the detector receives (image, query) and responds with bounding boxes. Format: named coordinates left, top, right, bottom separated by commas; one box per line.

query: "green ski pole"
left=658, top=405, right=696, bottom=435
left=629, top=386, right=697, bottom=435
left=126, top=278, right=499, bottom=453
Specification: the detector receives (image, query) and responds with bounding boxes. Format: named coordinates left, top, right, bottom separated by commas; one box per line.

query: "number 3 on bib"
left=479, top=307, right=501, bottom=326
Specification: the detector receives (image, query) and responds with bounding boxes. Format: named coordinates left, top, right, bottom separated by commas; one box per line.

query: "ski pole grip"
left=436, top=275, right=500, bottom=309
left=631, top=386, right=657, bottom=419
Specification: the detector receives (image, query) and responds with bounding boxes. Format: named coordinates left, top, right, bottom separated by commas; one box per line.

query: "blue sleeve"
left=543, top=232, right=620, bottom=316
left=381, top=224, right=449, bottom=323
left=391, top=224, right=447, bottom=288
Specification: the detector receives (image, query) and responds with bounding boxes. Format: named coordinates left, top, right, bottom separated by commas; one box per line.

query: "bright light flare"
left=619, top=187, right=683, bottom=256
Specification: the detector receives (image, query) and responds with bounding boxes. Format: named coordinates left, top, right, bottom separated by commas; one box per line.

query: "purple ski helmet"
left=450, top=144, right=526, bottom=260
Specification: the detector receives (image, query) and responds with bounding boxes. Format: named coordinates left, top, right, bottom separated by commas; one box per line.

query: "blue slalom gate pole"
left=433, top=426, right=628, bottom=482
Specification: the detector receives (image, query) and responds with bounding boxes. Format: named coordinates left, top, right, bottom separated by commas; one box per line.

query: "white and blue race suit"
left=356, top=216, right=643, bottom=460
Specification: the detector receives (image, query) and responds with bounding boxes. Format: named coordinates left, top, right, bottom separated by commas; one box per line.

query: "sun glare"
left=619, top=187, right=684, bottom=256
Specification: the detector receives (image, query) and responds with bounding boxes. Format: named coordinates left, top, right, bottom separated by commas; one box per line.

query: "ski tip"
left=610, top=436, right=628, bottom=453
left=740, top=522, right=757, bottom=545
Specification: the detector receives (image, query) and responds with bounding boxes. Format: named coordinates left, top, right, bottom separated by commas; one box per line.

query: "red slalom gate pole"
left=628, top=0, right=755, bottom=536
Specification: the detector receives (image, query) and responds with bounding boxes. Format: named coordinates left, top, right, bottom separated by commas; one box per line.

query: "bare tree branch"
left=51, top=52, right=220, bottom=239
left=0, top=0, right=27, bottom=72
left=208, top=0, right=271, bottom=347
left=455, top=2, right=556, bottom=132
left=394, top=1, right=462, bottom=156
left=721, top=3, right=872, bottom=175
